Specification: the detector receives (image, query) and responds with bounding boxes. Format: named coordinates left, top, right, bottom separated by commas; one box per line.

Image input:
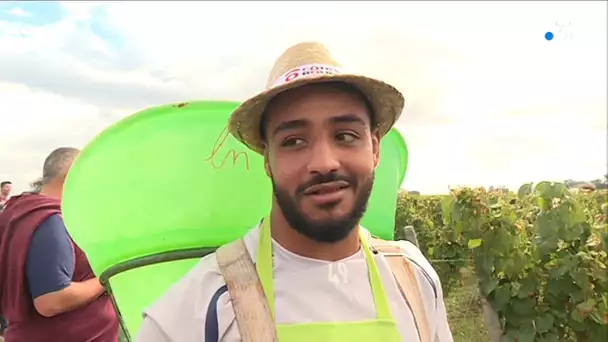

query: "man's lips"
left=303, top=181, right=350, bottom=195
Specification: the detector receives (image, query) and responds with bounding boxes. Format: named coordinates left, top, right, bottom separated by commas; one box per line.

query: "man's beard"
left=272, top=171, right=374, bottom=243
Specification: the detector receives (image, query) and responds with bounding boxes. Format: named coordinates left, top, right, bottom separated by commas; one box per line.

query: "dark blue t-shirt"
left=26, top=214, right=75, bottom=299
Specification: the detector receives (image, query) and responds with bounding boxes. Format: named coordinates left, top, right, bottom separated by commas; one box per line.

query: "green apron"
left=255, top=219, right=403, bottom=342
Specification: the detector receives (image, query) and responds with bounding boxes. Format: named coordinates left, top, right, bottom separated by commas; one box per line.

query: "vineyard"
left=395, top=182, right=608, bottom=342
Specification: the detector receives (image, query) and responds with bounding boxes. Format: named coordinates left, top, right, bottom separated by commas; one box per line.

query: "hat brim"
left=228, top=74, right=405, bottom=154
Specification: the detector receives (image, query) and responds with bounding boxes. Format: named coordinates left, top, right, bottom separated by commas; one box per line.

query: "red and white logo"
left=273, top=64, right=343, bottom=87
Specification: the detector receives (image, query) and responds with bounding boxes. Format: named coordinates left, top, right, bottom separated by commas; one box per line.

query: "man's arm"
left=26, top=214, right=105, bottom=317
left=433, top=279, right=454, bottom=342
left=393, top=239, right=454, bottom=341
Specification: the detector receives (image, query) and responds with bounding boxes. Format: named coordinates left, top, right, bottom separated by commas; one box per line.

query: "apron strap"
left=370, top=239, right=432, bottom=342
left=216, top=239, right=278, bottom=342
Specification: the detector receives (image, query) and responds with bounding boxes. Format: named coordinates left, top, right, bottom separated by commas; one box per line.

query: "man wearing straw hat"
left=137, top=42, right=452, bottom=342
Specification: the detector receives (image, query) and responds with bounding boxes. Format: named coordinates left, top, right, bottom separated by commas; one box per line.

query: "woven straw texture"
left=229, top=42, right=405, bottom=154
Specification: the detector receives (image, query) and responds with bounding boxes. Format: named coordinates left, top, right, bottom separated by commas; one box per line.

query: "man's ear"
left=371, top=129, right=380, bottom=169
left=264, top=149, right=271, bottom=177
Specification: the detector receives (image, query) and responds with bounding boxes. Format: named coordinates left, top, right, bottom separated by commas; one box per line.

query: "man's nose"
left=306, top=141, right=340, bottom=175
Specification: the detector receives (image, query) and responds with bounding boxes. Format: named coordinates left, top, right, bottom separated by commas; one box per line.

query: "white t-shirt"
left=136, top=225, right=453, bottom=342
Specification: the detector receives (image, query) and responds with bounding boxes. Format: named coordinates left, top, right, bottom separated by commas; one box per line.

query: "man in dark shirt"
left=0, top=147, right=118, bottom=342
left=2, top=204, right=77, bottom=338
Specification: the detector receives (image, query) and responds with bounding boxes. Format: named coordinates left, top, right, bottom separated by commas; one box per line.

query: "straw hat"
left=228, top=41, right=405, bottom=154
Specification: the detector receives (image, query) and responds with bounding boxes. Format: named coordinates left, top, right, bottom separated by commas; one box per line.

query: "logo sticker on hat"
left=273, top=64, right=343, bottom=88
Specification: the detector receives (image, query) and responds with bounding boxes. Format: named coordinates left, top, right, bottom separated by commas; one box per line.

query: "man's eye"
left=336, top=132, right=357, bottom=143
left=282, top=138, right=305, bottom=147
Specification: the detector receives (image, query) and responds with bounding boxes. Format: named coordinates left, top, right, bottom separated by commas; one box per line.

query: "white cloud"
left=0, top=82, right=125, bottom=189
left=7, top=7, right=31, bottom=18
left=0, top=1, right=606, bottom=194
left=0, top=82, right=100, bottom=136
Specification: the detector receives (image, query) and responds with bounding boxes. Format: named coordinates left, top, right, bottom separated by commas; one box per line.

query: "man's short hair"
left=42, top=147, right=80, bottom=185
left=0, top=181, right=11, bottom=188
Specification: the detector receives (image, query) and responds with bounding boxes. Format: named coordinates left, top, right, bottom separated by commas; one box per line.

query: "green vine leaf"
left=467, top=238, right=483, bottom=249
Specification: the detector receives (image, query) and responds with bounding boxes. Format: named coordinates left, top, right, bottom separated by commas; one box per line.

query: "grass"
left=443, top=270, right=490, bottom=342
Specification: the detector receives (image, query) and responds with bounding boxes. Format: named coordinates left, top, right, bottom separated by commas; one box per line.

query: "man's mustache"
left=296, top=172, right=356, bottom=195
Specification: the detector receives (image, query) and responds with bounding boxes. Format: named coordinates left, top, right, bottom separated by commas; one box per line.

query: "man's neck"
left=39, top=184, right=61, bottom=200
left=268, top=208, right=361, bottom=262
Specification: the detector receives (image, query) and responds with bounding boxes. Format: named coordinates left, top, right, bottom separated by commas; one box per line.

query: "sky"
left=0, top=1, right=606, bottom=194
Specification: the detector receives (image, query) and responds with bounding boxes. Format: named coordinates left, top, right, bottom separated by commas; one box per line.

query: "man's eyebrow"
left=271, top=114, right=367, bottom=137
left=273, top=119, right=308, bottom=137
left=330, top=114, right=367, bottom=126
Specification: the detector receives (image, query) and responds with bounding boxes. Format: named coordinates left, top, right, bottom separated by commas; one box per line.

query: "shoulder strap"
left=370, top=238, right=432, bottom=342
left=216, top=237, right=432, bottom=342
left=216, top=239, right=278, bottom=342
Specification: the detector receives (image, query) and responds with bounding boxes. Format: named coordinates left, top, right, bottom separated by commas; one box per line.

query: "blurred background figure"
left=0, top=181, right=12, bottom=210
